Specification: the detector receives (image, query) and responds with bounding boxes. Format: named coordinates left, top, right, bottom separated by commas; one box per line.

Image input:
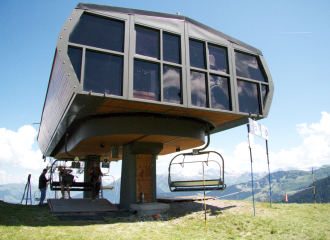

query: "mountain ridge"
left=1, top=165, right=329, bottom=204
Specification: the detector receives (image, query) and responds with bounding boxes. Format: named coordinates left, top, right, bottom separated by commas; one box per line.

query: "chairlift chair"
left=100, top=161, right=115, bottom=198
left=34, top=186, right=50, bottom=202
left=168, top=126, right=226, bottom=192
left=168, top=151, right=226, bottom=192
left=49, top=159, right=91, bottom=192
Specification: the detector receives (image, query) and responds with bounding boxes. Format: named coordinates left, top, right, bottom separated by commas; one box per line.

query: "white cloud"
left=224, top=111, right=330, bottom=172
left=271, top=111, right=330, bottom=170
left=0, top=125, right=48, bottom=185
left=158, top=112, right=330, bottom=174
left=0, top=170, right=36, bottom=185
left=0, top=125, right=44, bottom=170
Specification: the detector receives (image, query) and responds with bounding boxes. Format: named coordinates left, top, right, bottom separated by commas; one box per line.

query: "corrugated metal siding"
left=38, top=52, right=74, bottom=154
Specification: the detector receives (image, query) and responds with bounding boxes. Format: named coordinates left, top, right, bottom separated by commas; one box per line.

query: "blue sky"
left=0, top=0, right=329, bottom=185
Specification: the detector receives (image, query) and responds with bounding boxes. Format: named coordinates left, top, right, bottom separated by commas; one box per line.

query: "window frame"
left=66, top=11, right=129, bottom=99
left=129, top=22, right=185, bottom=106
left=186, top=35, right=233, bottom=112
left=232, top=49, right=269, bottom=116
left=83, top=49, right=124, bottom=96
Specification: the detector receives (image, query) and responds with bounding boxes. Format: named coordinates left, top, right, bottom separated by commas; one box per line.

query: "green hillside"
left=283, top=175, right=330, bottom=203
left=0, top=199, right=329, bottom=239
left=208, top=166, right=330, bottom=202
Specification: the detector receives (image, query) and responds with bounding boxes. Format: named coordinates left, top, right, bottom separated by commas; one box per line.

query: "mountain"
left=2, top=166, right=329, bottom=204
left=280, top=175, right=330, bottom=203
left=209, top=166, right=330, bottom=202
left=0, top=184, right=39, bottom=204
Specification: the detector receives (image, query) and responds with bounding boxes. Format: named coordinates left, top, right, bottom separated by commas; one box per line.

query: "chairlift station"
left=38, top=3, right=274, bottom=210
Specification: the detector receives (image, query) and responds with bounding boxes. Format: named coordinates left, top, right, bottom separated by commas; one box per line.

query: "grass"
left=0, top=200, right=329, bottom=239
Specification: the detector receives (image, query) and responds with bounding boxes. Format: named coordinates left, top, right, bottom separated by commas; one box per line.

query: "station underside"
left=47, top=94, right=245, bottom=161
left=54, top=110, right=209, bottom=160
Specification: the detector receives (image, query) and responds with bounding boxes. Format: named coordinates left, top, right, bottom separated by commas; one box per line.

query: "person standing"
left=38, top=169, right=50, bottom=206
left=88, top=162, right=103, bottom=202
left=58, top=167, right=73, bottom=199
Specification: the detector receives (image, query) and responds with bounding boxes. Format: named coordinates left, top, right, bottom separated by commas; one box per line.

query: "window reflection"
left=189, top=40, right=205, bottom=69
left=237, top=80, right=260, bottom=114
left=208, top=45, right=228, bottom=73
left=163, top=33, right=180, bottom=64
left=261, top=85, right=268, bottom=108
left=135, top=26, right=159, bottom=59
left=235, top=52, right=266, bottom=82
left=163, top=66, right=181, bottom=104
left=84, top=51, right=123, bottom=96
left=133, top=60, right=160, bottom=101
left=69, top=14, right=124, bottom=52
left=190, top=71, right=207, bottom=107
left=210, top=75, right=230, bottom=110
left=67, top=47, right=82, bottom=82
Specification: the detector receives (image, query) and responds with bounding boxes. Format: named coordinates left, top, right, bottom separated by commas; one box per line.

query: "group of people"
left=38, top=161, right=103, bottom=206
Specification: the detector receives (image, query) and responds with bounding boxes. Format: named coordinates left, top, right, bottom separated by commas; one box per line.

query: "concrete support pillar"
left=120, top=142, right=162, bottom=209
left=119, top=145, right=137, bottom=209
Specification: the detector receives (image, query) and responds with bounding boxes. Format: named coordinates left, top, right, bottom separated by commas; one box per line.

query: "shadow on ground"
left=165, top=200, right=236, bottom=218
left=0, top=200, right=236, bottom=227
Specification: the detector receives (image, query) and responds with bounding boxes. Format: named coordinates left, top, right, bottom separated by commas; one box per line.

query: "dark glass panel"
left=163, top=66, right=182, bottom=104
left=190, top=71, right=207, bottom=107
left=237, top=80, right=260, bottom=114
left=261, top=85, right=269, bottom=108
left=67, top=47, right=82, bottom=82
left=209, top=75, right=230, bottom=110
left=163, top=33, right=180, bottom=64
left=189, top=40, right=205, bottom=69
left=69, top=14, right=124, bottom=52
left=235, top=52, right=266, bottom=82
left=84, top=51, right=123, bottom=96
left=208, top=45, right=228, bottom=73
left=133, top=60, right=160, bottom=101
left=135, top=26, right=159, bottom=59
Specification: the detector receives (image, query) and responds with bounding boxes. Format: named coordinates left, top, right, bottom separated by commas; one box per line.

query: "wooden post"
left=136, top=154, right=152, bottom=203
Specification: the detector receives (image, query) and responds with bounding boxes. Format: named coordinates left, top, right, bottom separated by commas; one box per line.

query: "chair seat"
left=171, top=185, right=226, bottom=192
left=170, top=179, right=223, bottom=187
left=51, top=181, right=92, bottom=191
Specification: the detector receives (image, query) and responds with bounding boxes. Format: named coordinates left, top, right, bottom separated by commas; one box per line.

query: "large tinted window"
left=190, top=71, right=207, bottom=107
left=84, top=51, right=123, bottom=96
left=67, top=47, right=82, bottom=82
left=210, top=75, right=230, bottom=110
left=237, top=80, right=260, bottom=114
left=235, top=52, right=266, bottom=82
left=189, top=40, right=205, bottom=69
left=208, top=45, right=228, bottom=73
left=163, top=66, right=181, bottom=104
left=135, top=26, right=159, bottom=59
left=69, top=14, right=124, bottom=52
left=133, top=60, right=160, bottom=101
left=163, top=33, right=180, bottom=64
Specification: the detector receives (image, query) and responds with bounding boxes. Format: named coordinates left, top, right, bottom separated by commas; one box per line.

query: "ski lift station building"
left=38, top=3, right=274, bottom=208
